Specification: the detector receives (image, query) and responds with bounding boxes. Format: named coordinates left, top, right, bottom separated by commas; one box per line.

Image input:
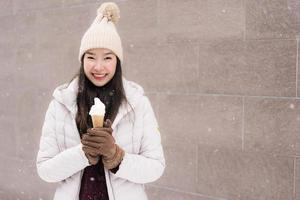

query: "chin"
left=92, top=77, right=113, bottom=87
left=92, top=81, right=106, bottom=87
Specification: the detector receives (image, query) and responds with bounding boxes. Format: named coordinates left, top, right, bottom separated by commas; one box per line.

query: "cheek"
left=107, top=62, right=117, bottom=74
left=83, top=63, right=92, bottom=74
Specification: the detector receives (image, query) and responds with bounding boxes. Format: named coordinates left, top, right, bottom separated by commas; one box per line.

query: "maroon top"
left=79, top=160, right=109, bottom=200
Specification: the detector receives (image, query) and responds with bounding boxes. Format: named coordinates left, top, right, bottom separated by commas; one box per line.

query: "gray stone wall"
left=0, top=0, right=299, bottom=199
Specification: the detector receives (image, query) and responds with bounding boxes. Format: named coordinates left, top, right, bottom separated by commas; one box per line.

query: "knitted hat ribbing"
left=79, top=2, right=123, bottom=63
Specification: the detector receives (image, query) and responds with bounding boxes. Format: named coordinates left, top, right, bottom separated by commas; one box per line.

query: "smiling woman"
left=36, top=2, right=165, bottom=200
left=83, top=48, right=117, bottom=87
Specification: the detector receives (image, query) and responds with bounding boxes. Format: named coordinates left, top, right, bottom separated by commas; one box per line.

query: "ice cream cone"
left=91, top=115, right=104, bottom=128
left=89, top=97, right=106, bottom=128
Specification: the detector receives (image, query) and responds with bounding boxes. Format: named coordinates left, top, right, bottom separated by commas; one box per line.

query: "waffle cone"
left=91, top=115, right=104, bottom=128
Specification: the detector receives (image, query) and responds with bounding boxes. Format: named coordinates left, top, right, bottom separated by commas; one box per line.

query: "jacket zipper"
left=105, top=168, right=116, bottom=200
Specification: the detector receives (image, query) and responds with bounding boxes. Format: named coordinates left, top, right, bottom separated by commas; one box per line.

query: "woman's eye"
left=87, top=56, right=95, bottom=60
left=104, top=57, right=112, bottom=60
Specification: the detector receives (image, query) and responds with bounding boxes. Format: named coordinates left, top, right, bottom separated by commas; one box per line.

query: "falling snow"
left=289, top=103, right=295, bottom=109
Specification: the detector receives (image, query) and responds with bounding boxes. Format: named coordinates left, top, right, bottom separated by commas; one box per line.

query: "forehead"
left=86, top=48, right=114, bottom=55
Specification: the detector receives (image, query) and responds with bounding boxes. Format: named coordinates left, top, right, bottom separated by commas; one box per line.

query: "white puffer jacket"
left=36, top=77, right=165, bottom=200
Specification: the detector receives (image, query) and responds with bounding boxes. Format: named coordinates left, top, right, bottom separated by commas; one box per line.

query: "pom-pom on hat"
left=79, top=2, right=123, bottom=63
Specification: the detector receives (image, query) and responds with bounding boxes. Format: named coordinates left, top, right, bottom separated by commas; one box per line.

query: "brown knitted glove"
left=84, top=152, right=99, bottom=165
left=82, top=119, right=116, bottom=158
left=102, top=144, right=125, bottom=169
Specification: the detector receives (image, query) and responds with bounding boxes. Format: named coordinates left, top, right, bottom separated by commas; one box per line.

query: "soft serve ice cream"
left=89, top=97, right=106, bottom=128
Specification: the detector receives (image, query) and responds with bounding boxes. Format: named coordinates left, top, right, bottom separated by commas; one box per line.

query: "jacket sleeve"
left=36, top=100, right=90, bottom=183
left=113, top=96, right=165, bottom=184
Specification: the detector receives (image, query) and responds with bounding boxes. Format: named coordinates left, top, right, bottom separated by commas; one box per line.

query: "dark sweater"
left=79, top=160, right=109, bottom=200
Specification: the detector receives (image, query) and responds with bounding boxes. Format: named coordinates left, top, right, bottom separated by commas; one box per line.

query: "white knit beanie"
left=79, top=2, right=123, bottom=63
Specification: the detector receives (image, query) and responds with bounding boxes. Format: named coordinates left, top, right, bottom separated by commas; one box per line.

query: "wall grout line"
left=145, top=91, right=300, bottom=100
left=296, top=37, right=299, bottom=97
left=156, top=0, right=161, bottom=45
left=294, top=157, right=296, bottom=199
left=196, top=143, right=199, bottom=192
left=242, top=96, right=245, bottom=151
left=196, top=37, right=201, bottom=99
left=147, top=184, right=227, bottom=200
left=244, top=38, right=296, bottom=41
left=243, top=0, right=246, bottom=41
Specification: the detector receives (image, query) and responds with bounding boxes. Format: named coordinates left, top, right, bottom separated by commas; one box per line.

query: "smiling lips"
left=93, top=73, right=107, bottom=80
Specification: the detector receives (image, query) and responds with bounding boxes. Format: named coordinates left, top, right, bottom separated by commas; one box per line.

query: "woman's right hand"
left=81, top=133, right=99, bottom=165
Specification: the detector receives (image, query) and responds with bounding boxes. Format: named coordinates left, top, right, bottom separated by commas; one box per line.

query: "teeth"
left=94, top=74, right=106, bottom=78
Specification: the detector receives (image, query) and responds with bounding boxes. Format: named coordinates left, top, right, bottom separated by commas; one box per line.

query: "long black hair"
left=71, top=55, right=128, bottom=136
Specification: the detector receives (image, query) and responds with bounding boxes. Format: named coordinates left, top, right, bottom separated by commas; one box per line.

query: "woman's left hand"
left=81, top=119, right=117, bottom=159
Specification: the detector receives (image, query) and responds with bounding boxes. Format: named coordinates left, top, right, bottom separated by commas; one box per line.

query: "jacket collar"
left=52, top=76, right=144, bottom=129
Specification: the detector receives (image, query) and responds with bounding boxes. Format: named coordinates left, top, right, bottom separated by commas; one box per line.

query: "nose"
left=94, top=60, right=105, bottom=71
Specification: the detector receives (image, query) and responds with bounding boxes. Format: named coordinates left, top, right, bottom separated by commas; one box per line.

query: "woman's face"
left=83, top=48, right=117, bottom=87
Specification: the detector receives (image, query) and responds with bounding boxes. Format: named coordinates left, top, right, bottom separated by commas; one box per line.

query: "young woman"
left=36, top=2, right=165, bottom=200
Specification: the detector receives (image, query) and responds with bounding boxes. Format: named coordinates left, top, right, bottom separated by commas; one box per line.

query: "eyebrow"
left=85, top=51, right=114, bottom=56
left=85, top=52, right=95, bottom=55
left=104, top=52, right=114, bottom=56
